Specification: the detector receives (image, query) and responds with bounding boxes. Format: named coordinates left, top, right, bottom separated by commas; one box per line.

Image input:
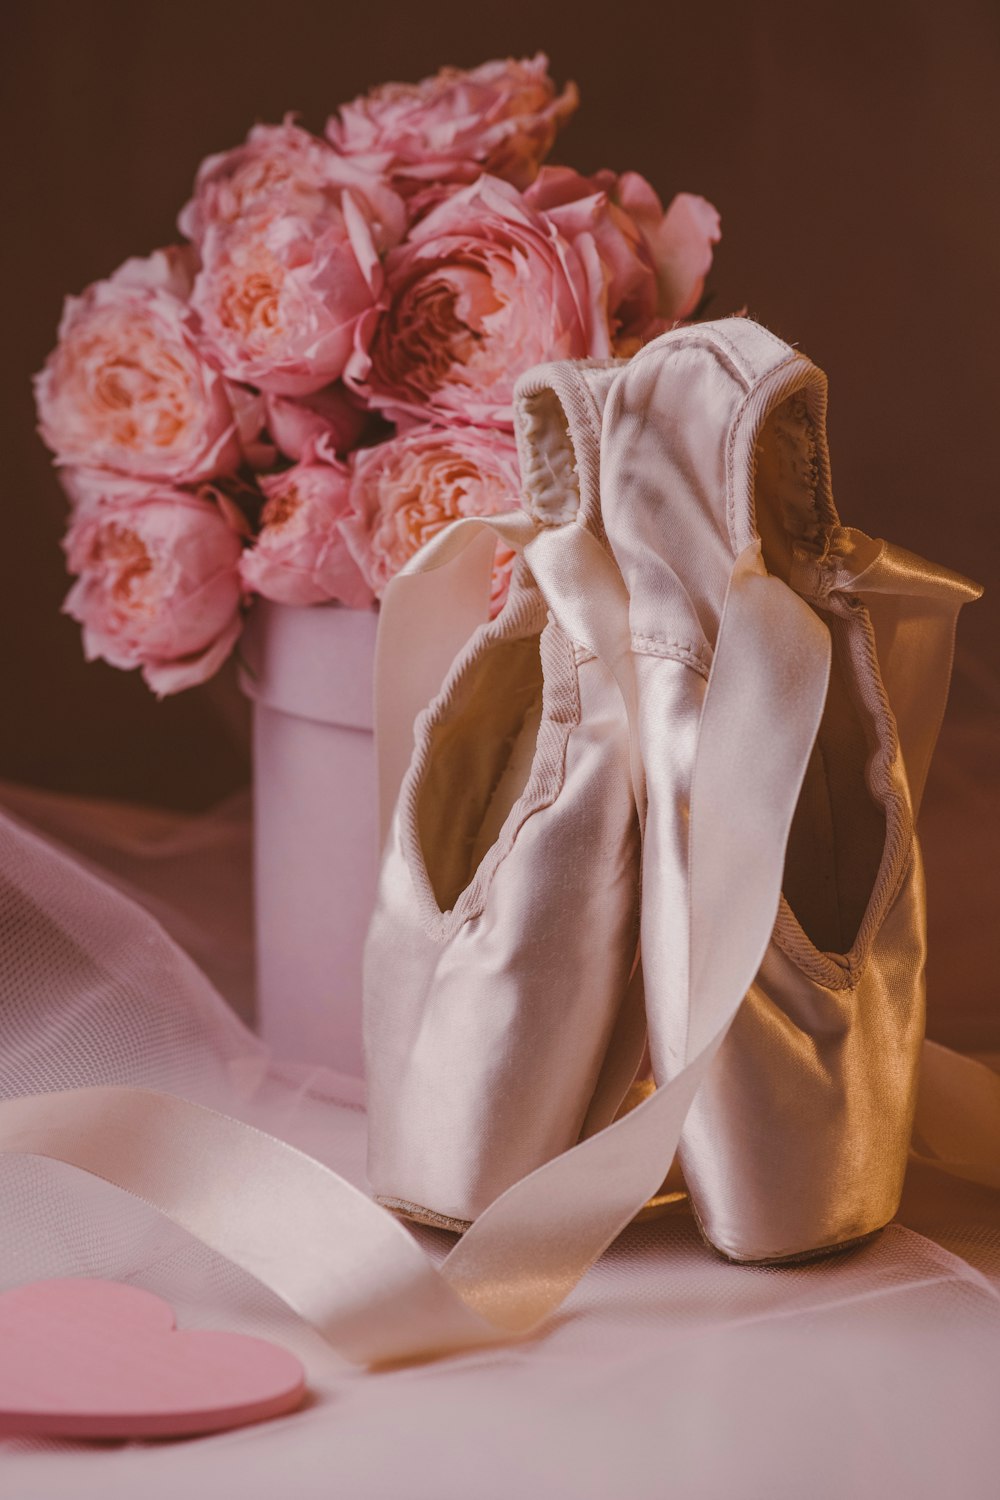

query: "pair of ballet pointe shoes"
left=364, top=317, right=980, bottom=1265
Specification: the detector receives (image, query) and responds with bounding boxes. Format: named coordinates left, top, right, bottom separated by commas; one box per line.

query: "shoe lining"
left=755, top=398, right=896, bottom=960
left=416, top=636, right=545, bottom=914
left=516, top=388, right=581, bottom=524
left=783, top=622, right=891, bottom=954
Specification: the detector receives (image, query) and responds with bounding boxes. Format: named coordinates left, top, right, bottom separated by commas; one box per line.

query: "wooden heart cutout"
left=0, top=1278, right=307, bottom=1440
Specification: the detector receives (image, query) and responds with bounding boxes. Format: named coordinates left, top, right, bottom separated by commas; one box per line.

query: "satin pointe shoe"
left=363, top=363, right=643, bottom=1231
left=600, top=316, right=980, bottom=1263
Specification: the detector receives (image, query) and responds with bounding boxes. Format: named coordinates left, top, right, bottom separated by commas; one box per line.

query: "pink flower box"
left=239, top=600, right=379, bottom=1082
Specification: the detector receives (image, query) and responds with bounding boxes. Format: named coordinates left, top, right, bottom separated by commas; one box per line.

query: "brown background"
left=4, top=0, right=998, bottom=810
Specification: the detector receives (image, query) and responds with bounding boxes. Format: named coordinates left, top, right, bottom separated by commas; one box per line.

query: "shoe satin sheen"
left=0, top=318, right=985, bottom=1372
left=599, top=321, right=949, bottom=1262
left=365, top=317, right=980, bottom=1262
left=364, top=364, right=642, bottom=1228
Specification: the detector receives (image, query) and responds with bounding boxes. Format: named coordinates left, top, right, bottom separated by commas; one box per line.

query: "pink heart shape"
left=0, top=1279, right=306, bottom=1440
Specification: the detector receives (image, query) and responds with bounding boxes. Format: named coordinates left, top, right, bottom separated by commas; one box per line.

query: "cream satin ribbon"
left=0, top=518, right=829, bottom=1365
left=913, top=1042, right=1000, bottom=1191
left=0, top=514, right=992, bottom=1367
left=375, top=511, right=643, bottom=847
left=790, top=525, right=982, bottom=819
left=792, top=527, right=992, bottom=1187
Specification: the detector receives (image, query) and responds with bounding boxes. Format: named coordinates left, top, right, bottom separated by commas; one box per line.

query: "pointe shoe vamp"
left=675, top=849, right=926, bottom=1262
left=365, top=642, right=640, bottom=1224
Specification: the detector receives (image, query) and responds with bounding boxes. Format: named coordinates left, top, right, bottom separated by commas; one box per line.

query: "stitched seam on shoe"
left=563, top=361, right=611, bottom=539
left=515, top=389, right=580, bottom=525
left=725, top=363, right=833, bottom=557
left=514, top=361, right=612, bottom=539
left=628, top=321, right=795, bottom=391
left=697, top=322, right=793, bottom=385
left=630, top=635, right=712, bottom=677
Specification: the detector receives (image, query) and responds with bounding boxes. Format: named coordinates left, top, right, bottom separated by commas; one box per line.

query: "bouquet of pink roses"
left=35, top=55, right=720, bottom=695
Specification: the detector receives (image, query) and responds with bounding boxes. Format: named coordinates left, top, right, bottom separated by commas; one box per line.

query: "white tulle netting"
left=0, top=714, right=999, bottom=1499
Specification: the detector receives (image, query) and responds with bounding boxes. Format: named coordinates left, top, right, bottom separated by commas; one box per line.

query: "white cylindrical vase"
left=239, top=600, right=379, bottom=1080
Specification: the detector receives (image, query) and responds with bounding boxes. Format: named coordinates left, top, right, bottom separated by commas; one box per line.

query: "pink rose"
left=35, top=248, right=240, bottom=484
left=342, top=425, right=521, bottom=609
left=327, top=54, right=578, bottom=194
left=190, top=196, right=385, bottom=397
left=360, top=176, right=608, bottom=428
left=264, top=384, right=369, bottom=463
left=63, top=484, right=244, bottom=696
left=179, top=118, right=404, bottom=253
left=240, top=460, right=373, bottom=608
left=523, top=166, right=660, bottom=352
left=612, top=175, right=721, bottom=330
left=525, top=168, right=722, bottom=350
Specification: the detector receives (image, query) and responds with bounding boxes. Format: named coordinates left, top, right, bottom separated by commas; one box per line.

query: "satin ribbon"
left=912, top=1042, right=1000, bottom=1191
left=375, top=511, right=642, bottom=846
left=0, top=511, right=989, bottom=1368
left=0, top=520, right=832, bottom=1365
left=791, top=527, right=995, bottom=1188
left=791, top=525, right=982, bottom=817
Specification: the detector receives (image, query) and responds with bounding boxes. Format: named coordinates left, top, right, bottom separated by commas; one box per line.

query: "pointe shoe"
left=600, top=316, right=980, bottom=1262
left=363, top=364, right=643, bottom=1230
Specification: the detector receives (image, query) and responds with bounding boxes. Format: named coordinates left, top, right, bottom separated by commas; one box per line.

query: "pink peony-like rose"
left=612, top=175, right=721, bottom=330
left=264, top=384, right=369, bottom=463
left=179, top=118, right=404, bottom=253
left=523, top=166, right=660, bottom=352
left=63, top=484, right=244, bottom=696
left=525, top=167, right=722, bottom=349
left=342, top=424, right=521, bottom=609
left=35, top=248, right=240, bottom=484
left=360, top=175, right=610, bottom=428
left=327, top=54, right=578, bottom=194
left=190, top=194, right=385, bottom=397
left=240, top=460, right=373, bottom=608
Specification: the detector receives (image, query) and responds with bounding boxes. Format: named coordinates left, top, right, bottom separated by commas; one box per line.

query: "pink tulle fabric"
left=0, top=700, right=998, bottom=1495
